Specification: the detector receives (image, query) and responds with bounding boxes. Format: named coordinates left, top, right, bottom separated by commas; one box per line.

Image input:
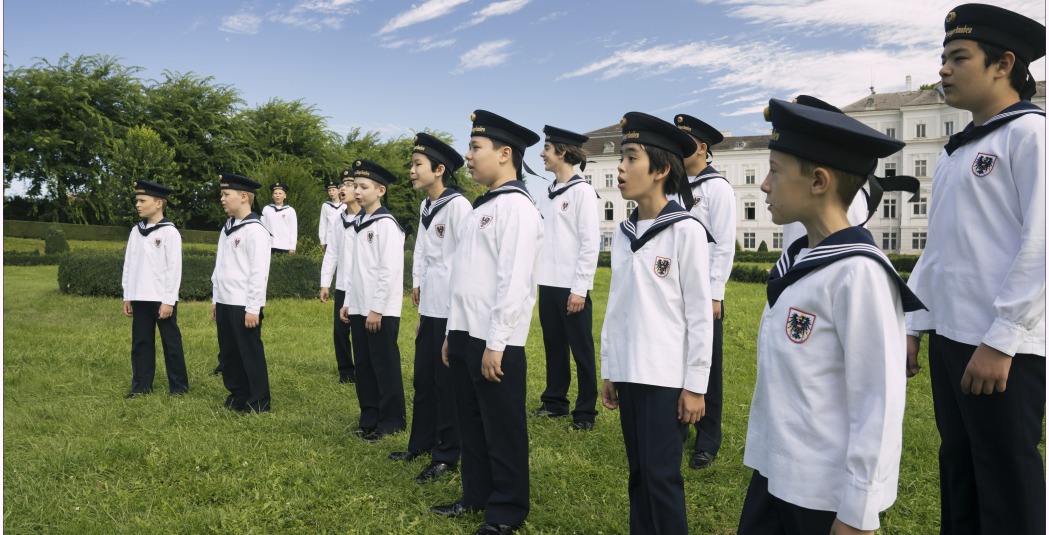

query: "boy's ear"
left=652, top=164, right=671, bottom=183
left=810, top=166, right=833, bottom=196
left=498, top=144, right=513, bottom=164
left=994, top=50, right=1017, bottom=80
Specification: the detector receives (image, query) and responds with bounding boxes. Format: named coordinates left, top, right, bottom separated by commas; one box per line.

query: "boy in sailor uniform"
left=674, top=114, right=734, bottom=469
left=211, top=173, right=273, bottom=414
left=737, top=99, right=925, bottom=534
left=338, top=159, right=406, bottom=442
left=387, top=133, right=470, bottom=484
left=533, top=125, right=600, bottom=431
left=319, top=170, right=360, bottom=384
left=600, top=111, right=712, bottom=535
left=319, top=180, right=344, bottom=252
left=122, top=180, right=188, bottom=398
left=429, top=110, right=543, bottom=535
left=906, top=5, right=1046, bottom=533
left=261, top=181, right=297, bottom=255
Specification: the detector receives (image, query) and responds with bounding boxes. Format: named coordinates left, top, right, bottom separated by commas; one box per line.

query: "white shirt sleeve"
left=319, top=205, right=329, bottom=245
left=370, top=222, right=404, bottom=314
left=412, top=220, right=425, bottom=290
left=162, top=228, right=182, bottom=306
left=245, top=226, right=271, bottom=314
left=571, top=187, right=600, bottom=297
left=122, top=231, right=134, bottom=302
left=681, top=224, right=714, bottom=394
left=706, top=180, right=736, bottom=301
left=487, top=200, right=542, bottom=351
left=320, top=221, right=340, bottom=288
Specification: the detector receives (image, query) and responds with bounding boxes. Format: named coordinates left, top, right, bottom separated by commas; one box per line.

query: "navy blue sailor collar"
left=618, top=200, right=714, bottom=253
left=325, top=200, right=344, bottom=209
left=547, top=175, right=586, bottom=199
left=267, top=203, right=293, bottom=212
left=421, top=189, right=464, bottom=229
left=472, top=180, right=533, bottom=208
left=223, top=212, right=268, bottom=236
left=767, top=226, right=925, bottom=311
left=944, top=100, right=1045, bottom=156
left=137, top=217, right=175, bottom=237
left=354, top=206, right=404, bottom=234
left=688, top=165, right=729, bottom=188
left=341, top=209, right=357, bottom=229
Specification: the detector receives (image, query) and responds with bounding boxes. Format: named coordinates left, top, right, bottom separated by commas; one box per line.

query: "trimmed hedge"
left=4, top=251, right=66, bottom=266
left=5, top=220, right=218, bottom=244
left=58, top=250, right=325, bottom=301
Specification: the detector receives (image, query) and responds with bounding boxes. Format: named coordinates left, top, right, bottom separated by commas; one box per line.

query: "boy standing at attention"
left=738, top=99, right=925, bottom=534
left=339, top=159, right=406, bottom=442
left=262, top=181, right=297, bottom=255
left=212, top=173, right=273, bottom=414
left=122, top=180, right=188, bottom=398
left=430, top=110, right=543, bottom=535
left=319, top=179, right=343, bottom=253
left=320, top=170, right=360, bottom=384
left=674, top=114, right=735, bottom=469
left=906, top=5, right=1045, bottom=534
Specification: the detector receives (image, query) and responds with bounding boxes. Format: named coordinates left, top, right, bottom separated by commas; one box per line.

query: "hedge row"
left=4, top=220, right=218, bottom=244
left=4, top=251, right=66, bottom=266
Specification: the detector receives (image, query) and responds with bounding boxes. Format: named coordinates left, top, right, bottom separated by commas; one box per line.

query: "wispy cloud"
left=219, top=12, right=263, bottom=35
left=538, top=11, right=567, bottom=22
left=268, top=0, right=361, bottom=31
left=381, top=36, right=457, bottom=52
left=457, top=0, right=530, bottom=30
left=379, top=0, right=471, bottom=35
left=111, top=0, right=163, bottom=6
left=454, top=39, right=513, bottom=73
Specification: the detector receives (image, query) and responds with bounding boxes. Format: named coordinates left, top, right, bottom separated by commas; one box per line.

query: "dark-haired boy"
left=906, top=5, right=1046, bottom=533
left=737, top=99, right=926, bottom=534
left=430, top=110, right=543, bottom=535
left=212, top=173, right=272, bottom=414
left=122, top=180, right=188, bottom=398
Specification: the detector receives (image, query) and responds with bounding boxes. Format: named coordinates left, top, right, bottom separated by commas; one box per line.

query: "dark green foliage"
left=267, top=254, right=322, bottom=299
left=44, top=224, right=70, bottom=254
left=887, top=254, right=920, bottom=273
left=734, top=251, right=782, bottom=263
left=597, top=251, right=611, bottom=267
left=730, top=264, right=771, bottom=284
left=58, top=250, right=122, bottom=296
left=757, top=240, right=768, bottom=252
left=735, top=240, right=742, bottom=252
left=402, top=232, right=416, bottom=291
left=3, top=251, right=64, bottom=266
left=4, top=220, right=218, bottom=244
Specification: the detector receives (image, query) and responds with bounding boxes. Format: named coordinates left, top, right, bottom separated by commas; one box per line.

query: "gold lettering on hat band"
left=414, top=145, right=426, bottom=151
left=354, top=170, right=371, bottom=177
left=945, top=26, right=973, bottom=37
left=678, top=125, right=692, bottom=132
left=769, top=132, right=780, bottom=141
left=220, top=182, right=231, bottom=187
left=472, top=127, right=486, bottom=133
left=623, top=132, right=640, bottom=139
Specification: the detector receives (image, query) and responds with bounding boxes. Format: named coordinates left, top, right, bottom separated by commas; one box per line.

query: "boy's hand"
left=244, top=312, right=260, bottom=329
left=339, top=307, right=350, bottom=324
left=210, top=304, right=217, bottom=321
left=678, top=390, right=705, bottom=425
left=712, top=300, right=723, bottom=320
left=158, top=304, right=173, bottom=320
left=567, top=293, right=585, bottom=315
left=961, top=343, right=1012, bottom=395
left=481, top=348, right=504, bottom=383
left=441, top=337, right=450, bottom=368
left=829, top=518, right=872, bottom=535
left=123, top=301, right=133, bottom=317
left=366, top=311, right=382, bottom=333
left=319, top=287, right=329, bottom=303
left=412, top=287, right=421, bottom=307
left=601, top=380, right=619, bottom=410
left=906, top=335, right=922, bottom=378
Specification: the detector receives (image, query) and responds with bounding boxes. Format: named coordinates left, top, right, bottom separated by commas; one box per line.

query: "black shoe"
left=388, top=450, right=423, bottom=461
left=415, top=462, right=455, bottom=484
left=689, top=450, right=716, bottom=469
left=127, top=390, right=152, bottom=399
left=473, top=523, right=515, bottom=534
left=531, top=406, right=568, bottom=418
left=571, top=420, right=594, bottom=431
left=361, top=431, right=387, bottom=443
left=354, top=427, right=376, bottom=437
left=430, top=502, right=481, bottom=518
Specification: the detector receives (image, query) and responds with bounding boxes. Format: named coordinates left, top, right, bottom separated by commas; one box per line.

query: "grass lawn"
left=3, top=265, right=1043, bottom=533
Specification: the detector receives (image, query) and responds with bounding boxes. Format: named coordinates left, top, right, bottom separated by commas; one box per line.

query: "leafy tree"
left=105, top=125, right=179, bottom=227
left=237, top=98, right=341, bottom=179
left=250, top=155, right=328, bottom=250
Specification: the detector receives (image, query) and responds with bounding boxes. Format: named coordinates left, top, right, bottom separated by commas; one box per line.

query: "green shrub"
left=734, top=251, right=782, bottom=263
left=888, top=254, right=920, bottom=273
left=597, top=251, right=611, bottom=268
left=757, top=240, right=768, bottom=252
left=3, top=251, right=64, bottom=266
left=44, top=224, right=70, bottom=255
left=730, top=264, right=771, bottom=284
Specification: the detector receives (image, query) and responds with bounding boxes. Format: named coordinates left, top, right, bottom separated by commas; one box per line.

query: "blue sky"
left=4, top=0, right=1046, bottom=167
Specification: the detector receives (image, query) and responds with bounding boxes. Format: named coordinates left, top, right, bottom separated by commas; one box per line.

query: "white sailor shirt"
left=907, top=103, right=1045, bottom=357
left=122, top=218, right=182, bottom=305
left=261, top=203, right=298, bottom=250
left=600, top=201, right=713, bottom=394
left=536, top=176, right=600, bottom=296
left=318, top=200, right=344, bottom=246
left=212, top=214, right=271, bottom=314
left=412, top=190, right=473, bottom=319
left=746, top=227, right=925, bottom=530
left=320, top=209, right=356, bottom=291
left=446, top=181, right=544, bottom=351
left=687, top=165, right=736, bottom=301
left=342, top=207, right=404, bottom=317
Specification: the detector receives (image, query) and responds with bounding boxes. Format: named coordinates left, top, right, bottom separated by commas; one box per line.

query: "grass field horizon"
left=3, top=262, right=1044, bottom=533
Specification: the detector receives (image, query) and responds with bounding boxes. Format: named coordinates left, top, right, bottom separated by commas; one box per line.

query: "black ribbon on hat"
left=861, top=174, right=921, bottom=225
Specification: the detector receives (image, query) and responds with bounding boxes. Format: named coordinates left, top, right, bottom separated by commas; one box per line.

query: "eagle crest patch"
left=561, top=201, right=570, bottom=212
left=367, top=231, right=374, bottom=243
left=435, top=224, right=446, bottom=238
left=479, top=214, right=493, bottom=229
left=233, top=238, right=241, bottom=249
left=972, top=153, right=996, bottom=177
left=654, top=256, right=671, bottom=278
left=693, top=195, right=701, bottom=206
left=154, top=238, right=162, bottom=248
left=786, top=307, right=816, bottom=344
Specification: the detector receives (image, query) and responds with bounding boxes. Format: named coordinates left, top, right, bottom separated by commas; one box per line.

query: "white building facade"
left=580, top=82, right=1045, bottom=253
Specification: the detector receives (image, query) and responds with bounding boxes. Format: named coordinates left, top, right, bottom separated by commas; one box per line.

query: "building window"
left=886, top=127, right=896, bottom=139
left=912, top=232, right=927, bottom=250
left=604, top=173, right=614, bottom=188
left=913, top=195, right=928, bottom=216
left=745, top=169, right=756, bottom=184
left=625, top=201, right=637, bottom=218
left=583, top=174, right=592, bottom=184
left=744, top=201, right=756, bottom=220
left=772, top=232, right=783, bottom=250
left=944, top=121, right=954, bottom=136
left=915, top=123, right=926, bottom=138
left=604, top=201, right=614, bottom=221
left=882, top=198, right=897, bottom=219
left=914, top=159, right=927, bottom=177
left=883, top=162, right=897, bottom=177
left=882, top=232, right=898, bottom=250
left=601, top=232, right=612, bottom=250
left=743, top=232, right=756, bottom=250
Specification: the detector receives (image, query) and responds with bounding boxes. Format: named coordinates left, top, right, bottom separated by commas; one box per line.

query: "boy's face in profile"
left=409, top=153, right=440, bottom=191
left=761, top=150, right=812, bottom=225
left=939, top=39, right=996, bottom=111
left=134, top=194, right=163, bottom=220
left=354, top=177, right=385, bottom=209
left=220, top=189, right=248, bottom=216
left=465, top=136, right=502, bottom=187
left=339, top=180, right=354, bottom=204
